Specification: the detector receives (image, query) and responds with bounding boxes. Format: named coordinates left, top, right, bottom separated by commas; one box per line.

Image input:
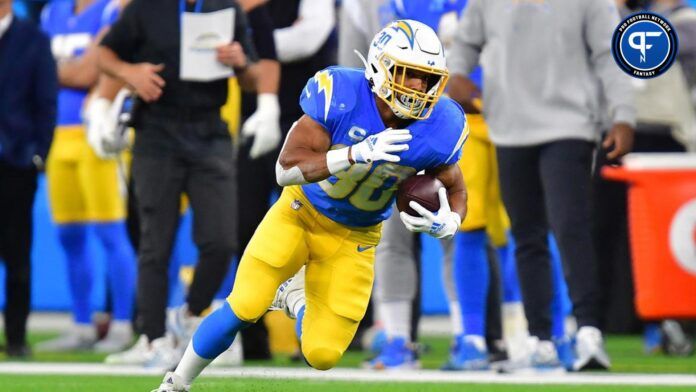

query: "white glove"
left=242, top=93, right=282, bottom=159
left=102, top=89, right=132, bottom=155
left=400, top=187, right=461, bottom=240
left=85, top=97, right=113, bottom=159
left=350, top=128, right=412, bottom=164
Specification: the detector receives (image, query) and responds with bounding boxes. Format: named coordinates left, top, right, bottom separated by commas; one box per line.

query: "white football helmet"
left=359, top=19, right=449, bottom=120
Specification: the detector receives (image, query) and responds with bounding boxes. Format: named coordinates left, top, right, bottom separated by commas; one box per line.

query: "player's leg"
left=445, top=129, right=491, bottom=370
left=37, top=129, right=97, bottom=352
left=441, top=239, right=464, bottom=339
left=93, top=219, right=137, bottom=352
left=299, top=222, right=381, bottom=371
left=447, top=230, right=489, bottom=369
left=163, top=188, right=310, bottom=388
left=547, top=234, right=569, bottom=340
left=81, top=148, right=137, bottom=353
left=368, top=208, right=419, bottom=369
left=548, top=233, right=575, bottom=369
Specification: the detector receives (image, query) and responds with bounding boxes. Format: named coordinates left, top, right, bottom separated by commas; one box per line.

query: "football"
left=396, top=174, right=444, bottom=216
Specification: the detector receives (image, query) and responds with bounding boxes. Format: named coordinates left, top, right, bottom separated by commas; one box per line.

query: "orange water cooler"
left=603, top=153, right=696, bottom=319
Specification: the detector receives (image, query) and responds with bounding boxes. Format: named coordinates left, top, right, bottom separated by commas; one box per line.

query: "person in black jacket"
left=98, top=0, right=263, bottom=368
left=0, top=0, right=57, bottom=358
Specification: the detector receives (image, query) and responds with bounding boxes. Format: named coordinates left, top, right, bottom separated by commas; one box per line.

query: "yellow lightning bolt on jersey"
left=315, top=70, right=334, bottom=122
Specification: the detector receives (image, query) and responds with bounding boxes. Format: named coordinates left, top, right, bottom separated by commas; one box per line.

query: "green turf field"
left=3, top=333, right=694, bottom=374
left=0, top=334, right=694, bottom=391
left=1, top=375, right=695, bottom=392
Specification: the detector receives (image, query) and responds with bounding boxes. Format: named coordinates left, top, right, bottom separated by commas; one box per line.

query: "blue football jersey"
left=300, top=66, right=468, bottom=227
left=41, top=0, right=111, bottom=126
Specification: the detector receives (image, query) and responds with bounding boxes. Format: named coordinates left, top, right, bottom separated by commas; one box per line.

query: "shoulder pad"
left=299, top=66, right=360, bottom=129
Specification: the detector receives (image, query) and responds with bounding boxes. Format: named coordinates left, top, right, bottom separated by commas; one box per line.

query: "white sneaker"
left=662, top=320, right=695, bottom=356
left=210, top=332, right=244, bottom=367
left=529, top=338, right=561, bottom=368
left=94, top=321, right=134, bottom=353
left=35, top=324, right=97, bottom=352
left=269, top=266, right=305, bottom=319
left=105, top=335, right=150, bottom=365
left=105, top=334, right=180, bottom=369
left=573, top=326, right=610, bottom=371
left=523, top=336, right=561, bottom=370
left=501, top=302, right=530, bottom=363
left=495, top=337, right=563, bottom=374
left=151, top=371, right=189, bottom=392
left=145, top=335, right=181, bottom=370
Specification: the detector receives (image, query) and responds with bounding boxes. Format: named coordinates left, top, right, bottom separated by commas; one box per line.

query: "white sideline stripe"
left=0, top=363, right=695, bottom=386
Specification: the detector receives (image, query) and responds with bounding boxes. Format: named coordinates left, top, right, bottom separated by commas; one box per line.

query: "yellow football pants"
left=458, top=114, right=510, bottom=247
left=46, top=126, right=126, bottom=224
left=227, top=185, right=381, bottom=370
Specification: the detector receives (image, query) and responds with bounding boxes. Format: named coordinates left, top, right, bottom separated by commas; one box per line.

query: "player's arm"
left=58, top=29, right=109, bottom=89
left=428, top=163, right=467, bottom=221
left=399, top=164, right=467, bottom=240
left=276, top=115, right=333, bottom=185
left=276, top=115, right=412, bottom=186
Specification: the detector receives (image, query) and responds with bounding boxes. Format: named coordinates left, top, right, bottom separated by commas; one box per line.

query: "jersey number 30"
left=319, top=149, right=416, bottom=211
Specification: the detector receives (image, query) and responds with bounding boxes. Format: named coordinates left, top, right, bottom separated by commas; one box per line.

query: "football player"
left=154, top=19, right=469, bottom=391
left=36, top=0, right=137, bottom=353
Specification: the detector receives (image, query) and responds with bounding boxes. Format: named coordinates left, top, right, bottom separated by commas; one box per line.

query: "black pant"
left=486, top=243, right=503, bottom=346
left=0, top=162, right=37, bottom=348
left=497, top=140, right=599, bottom=340
left=132, top=115, right=238, bottom=340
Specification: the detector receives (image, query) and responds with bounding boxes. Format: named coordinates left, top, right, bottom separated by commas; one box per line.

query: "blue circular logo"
left=612, top=12, right=678, bottom=79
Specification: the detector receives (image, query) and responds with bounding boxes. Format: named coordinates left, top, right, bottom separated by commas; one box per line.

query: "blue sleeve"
left=299, top=69, right=339, bottom=131
left=442, top=107, right=468, bottom=166
left=31, top=32, right=58, bottom=161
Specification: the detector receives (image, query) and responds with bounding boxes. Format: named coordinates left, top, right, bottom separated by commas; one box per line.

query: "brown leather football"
left=396, top=174, right=444, bottom=216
